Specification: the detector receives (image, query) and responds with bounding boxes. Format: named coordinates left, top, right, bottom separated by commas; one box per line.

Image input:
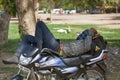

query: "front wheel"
left=10, top=73, right=39, bottom=80
left=10, top=74, right=24, bottom=80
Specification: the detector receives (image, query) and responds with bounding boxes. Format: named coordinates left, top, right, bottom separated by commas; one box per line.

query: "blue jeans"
left=17, top=21, right=60, bottom=54
left=35, top=21, right=60, bottom=51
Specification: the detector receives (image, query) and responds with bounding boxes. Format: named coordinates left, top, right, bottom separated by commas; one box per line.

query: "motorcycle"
left=10, top=47, right=108, bottom=80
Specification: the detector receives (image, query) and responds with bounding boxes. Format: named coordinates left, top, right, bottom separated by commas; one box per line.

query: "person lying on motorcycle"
left=2, top=21, right=104, bottom=64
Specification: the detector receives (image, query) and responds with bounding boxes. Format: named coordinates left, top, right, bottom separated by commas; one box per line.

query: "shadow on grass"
left=0, top=39, right=20, bottom=53
left=0, top=67, right=18, bottom=80
left=0, top=39, right=120, bottom=53
left=107, top=39, right=120, bottom=46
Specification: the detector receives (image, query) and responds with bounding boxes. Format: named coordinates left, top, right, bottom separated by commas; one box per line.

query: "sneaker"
left=2, top=55, right=19, bottom=64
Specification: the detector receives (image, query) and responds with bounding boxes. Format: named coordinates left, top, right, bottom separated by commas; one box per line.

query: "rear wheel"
left=40, top=68, right=106, bottom=80
left=84, top=69, right=105, bottom=80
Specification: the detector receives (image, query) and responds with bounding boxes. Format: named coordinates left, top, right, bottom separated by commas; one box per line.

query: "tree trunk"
left=0, top=2, right=11, bottom=45
left=15, top=0, right=37, bottom=38
left=34, top=0, right=40, bottom=21
left=116, top=5, right=118, bottom=13
left=50, top=0, right=53, bottom=22
left=0, top=13, right=11, bottom=45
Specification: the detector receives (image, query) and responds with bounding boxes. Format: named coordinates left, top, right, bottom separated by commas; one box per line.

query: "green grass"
left=47, top=24, right=120, bottom=46
left=0, top=23, right=20, bottom=53
left=0, top=66, right=18, bottom=80
left=0, top=23, right=120, bottom=53
left=0, top=66, right=18, bottom=73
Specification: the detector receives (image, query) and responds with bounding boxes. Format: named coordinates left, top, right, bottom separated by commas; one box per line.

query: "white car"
left=63, top=10, right=70, bottom=14
left=52, top=9, right=60, bottom=14
left=69, top=10, right=76, bottom=14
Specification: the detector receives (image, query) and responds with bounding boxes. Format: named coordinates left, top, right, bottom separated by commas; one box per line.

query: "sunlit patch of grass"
left=47, top=23, right=120, bottom=46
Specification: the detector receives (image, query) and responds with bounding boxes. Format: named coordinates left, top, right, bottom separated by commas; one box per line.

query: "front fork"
left=16, top=64, right=40, bottom=80
left=17, top=64, right=31, bottom=80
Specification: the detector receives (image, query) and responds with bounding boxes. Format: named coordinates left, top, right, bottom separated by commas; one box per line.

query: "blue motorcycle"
left=11, top=48, right=108, bottom=80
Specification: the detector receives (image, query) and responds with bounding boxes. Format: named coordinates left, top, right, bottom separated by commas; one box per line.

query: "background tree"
left=15, top=0, right=40, bottom=38
left=0, top=0, right=40, bottom=45
left=0, top=0, right=15, bottom=45
left=34, top=0, right=40, bottom=21
left=53, top=0, right=63, bottom=8
left=62, top=0, right=74, bottom=9
left=107, top=0, right=120, bottom=13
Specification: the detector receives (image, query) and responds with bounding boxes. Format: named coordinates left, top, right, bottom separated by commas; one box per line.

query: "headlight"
left=19, top=54, right=32, bottom=65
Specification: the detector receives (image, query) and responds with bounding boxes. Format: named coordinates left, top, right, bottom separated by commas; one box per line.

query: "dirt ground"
left=11, top=13, right=120, bottom=29
left=38, top=13, right=120, bottom=29
left=105, top=47, right=120, bottom=80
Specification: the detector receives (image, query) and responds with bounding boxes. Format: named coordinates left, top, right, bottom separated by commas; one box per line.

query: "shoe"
left=2, top=53, right=19, bottom=64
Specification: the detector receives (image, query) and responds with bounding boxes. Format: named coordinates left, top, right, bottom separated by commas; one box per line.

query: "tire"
left=28, top=72, right=39, bottom=80
left=10, top=74, right=39, bottom=80
left=90, top=64, right=107, bottom=80
left=47, top=74, right=67, bottom=80
left=83, top=68, right=106, bottom=80
left=10, top=74, right=24, bottom=80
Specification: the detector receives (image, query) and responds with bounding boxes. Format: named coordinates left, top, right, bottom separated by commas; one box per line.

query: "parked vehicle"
left=0, top=11, right=4, bottom=16
left=52, top=9, right=61, bottom=14
left=63, top=10, right=70, bottom=14
left=63, top=10, right=76, bottom=14
left=69, top=10, right=76, bottom=14
left=52, top=9, right=76, bottom=14
left=90, top=9, right=101, bottom=14
left=10, top=47, right=108, bottom=80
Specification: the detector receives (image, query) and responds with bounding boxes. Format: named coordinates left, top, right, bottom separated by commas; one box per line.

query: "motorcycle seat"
left=62, top=56, right=83, bottom=66
left=62, top=54, right=93, bottom=66
left=81, top=54, right=93, bottom=60
left=41, top=48, right=94, bottom=67
left=41, top=48, right=59, bottom=57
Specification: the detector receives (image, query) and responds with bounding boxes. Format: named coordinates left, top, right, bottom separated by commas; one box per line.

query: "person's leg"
left=2, top=21, right=60, bottom=64
left=16, top=35, right=39, bottom=53
left=35, top=21, right=60, bottom=51
left=2, top=35, right=36, bottom=64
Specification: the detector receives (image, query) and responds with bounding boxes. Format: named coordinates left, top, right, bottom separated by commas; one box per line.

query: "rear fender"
left=86, top=50, right=108, bottom=65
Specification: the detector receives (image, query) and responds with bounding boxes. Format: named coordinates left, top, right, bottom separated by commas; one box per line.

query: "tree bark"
left=34, top=0, right=40, bottom=21
left=15, top=0, right=37, bottom=38
left=0, top=13, right=11, bottom=45
left=116, top=5, right=118, bottom=13
left=0, top=2, right=11, bottom=45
